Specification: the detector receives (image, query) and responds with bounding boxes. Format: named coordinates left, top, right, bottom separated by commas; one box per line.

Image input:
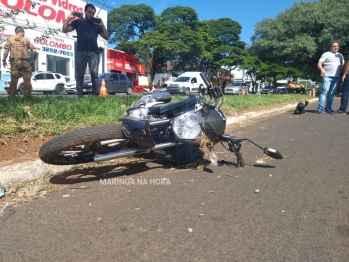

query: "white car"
left=64, top=75, right=92, bottom=94
left=4, top=71, right=67, bottom=95
left=64, top=80, right=77, bottom=94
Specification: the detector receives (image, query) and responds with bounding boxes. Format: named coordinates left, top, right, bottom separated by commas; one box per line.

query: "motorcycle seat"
left=148, top=104, right=169, bottom=115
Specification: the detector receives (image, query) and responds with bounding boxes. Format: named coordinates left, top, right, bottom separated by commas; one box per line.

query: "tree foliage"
left=108, top=4, right=157, bottom=43
left=107, top=4, right=246, bottom=86
left=200, top=18, right=246, bottom=85
left=240, top=53, right=302, bottom=91
left=250, top=0, right=349, bottom=81
left=157, top=6, right=204, bottom=71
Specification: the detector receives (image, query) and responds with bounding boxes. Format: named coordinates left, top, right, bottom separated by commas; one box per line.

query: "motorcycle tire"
left=39, top=125, right=132, bottom=165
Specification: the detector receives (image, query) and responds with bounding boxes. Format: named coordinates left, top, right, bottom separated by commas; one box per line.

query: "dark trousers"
left=339, top=74, right=349, bottom=111
left=75, top=51, right=100, bottom=96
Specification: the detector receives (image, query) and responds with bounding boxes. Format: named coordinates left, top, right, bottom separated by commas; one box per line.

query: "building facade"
left=0, top=0, right=111, bottom=90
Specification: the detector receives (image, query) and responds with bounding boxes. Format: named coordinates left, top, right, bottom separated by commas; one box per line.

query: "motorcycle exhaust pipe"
left=94, top=148, right=138, bottom=162
left=93, top=142, right=179, bottom=162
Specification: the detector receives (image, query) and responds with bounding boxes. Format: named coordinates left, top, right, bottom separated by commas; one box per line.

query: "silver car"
left=224, top=82, right=247, bottom=95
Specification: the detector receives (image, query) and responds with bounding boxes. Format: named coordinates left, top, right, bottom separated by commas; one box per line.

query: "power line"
left=89, top=0, right=115, bottom=10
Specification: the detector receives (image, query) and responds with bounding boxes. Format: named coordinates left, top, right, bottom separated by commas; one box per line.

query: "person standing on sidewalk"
left=317, top=41, right=344, bottom=114
left=62, top=4, right=109, bottom=97
left=2, top=26, right=37, bottom=97
left=333, top=59, right=349, bottom=115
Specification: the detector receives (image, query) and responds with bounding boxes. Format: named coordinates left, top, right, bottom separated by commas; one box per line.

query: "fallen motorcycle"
left=39, top=72, right=283, bottom=167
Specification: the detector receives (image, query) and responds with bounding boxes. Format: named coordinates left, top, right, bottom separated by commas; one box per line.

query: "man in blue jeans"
left=333, top=59, right=349, bottom=115
left=62, top=4, right=109, bottom=97
left=317, top=41, right=344, bottom=113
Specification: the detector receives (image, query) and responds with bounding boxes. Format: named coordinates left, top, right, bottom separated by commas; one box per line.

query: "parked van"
left=166, top=72, right=207, bottom=95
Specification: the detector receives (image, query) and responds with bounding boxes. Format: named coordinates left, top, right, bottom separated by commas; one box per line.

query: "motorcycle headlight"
left=173, top=111, right=202, bottom=139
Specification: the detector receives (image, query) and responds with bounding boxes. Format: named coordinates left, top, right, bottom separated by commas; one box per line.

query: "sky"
left=91, top=0, right=303, bottom=45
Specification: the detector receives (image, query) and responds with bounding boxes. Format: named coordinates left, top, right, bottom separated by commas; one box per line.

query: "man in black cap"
left=2, top=26, right=37, bottom=97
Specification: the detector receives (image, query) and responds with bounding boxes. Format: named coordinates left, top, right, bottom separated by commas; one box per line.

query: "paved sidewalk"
left=0, top=98, right=318, bottom=189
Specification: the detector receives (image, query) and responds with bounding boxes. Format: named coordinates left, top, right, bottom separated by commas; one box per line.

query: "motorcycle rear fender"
left=122, top=120, right=155, bottom=149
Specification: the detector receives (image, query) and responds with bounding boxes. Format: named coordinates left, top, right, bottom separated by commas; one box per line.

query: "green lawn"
left=0, top=93, right=311, bottom=137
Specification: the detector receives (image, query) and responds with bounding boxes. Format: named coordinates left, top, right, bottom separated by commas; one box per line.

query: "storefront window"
left=47, top=55, right=70, bottom=80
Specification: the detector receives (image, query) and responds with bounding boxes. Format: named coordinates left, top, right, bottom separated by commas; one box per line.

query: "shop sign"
left=0, top=0, right=107, bottom=29
left=34, top=36, right=73, bottom=57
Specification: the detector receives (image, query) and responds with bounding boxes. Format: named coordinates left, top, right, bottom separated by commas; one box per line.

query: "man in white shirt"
left=317, top=41, right=344, bottom=114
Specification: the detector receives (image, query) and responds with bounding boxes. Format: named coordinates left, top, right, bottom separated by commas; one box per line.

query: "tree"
left=107, top=4, right=157, bottom=85
left=242, top=54, right=269, bottom=92
left=195, top=18, right=246, bottom=87
left=240, top=53, right=302, bottom=92
left=250, top=0, right=349, bottom=81
left=107, top=5, right=248, bottom=87
left=156, top=6, right=204, bottom=72
left=108, top=4, right=157, bottom=44
left=108, top=5, right=204, bottom=86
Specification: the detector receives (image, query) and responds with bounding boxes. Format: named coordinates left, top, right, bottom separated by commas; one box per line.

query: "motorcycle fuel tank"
left=160, top=96, right=197, bottom=116
left=146, top=91, right=171, bottom=104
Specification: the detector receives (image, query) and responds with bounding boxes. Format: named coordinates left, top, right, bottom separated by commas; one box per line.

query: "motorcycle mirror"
left=263, top=147, right=283, bottom=159
left=198, top=84, right=205, bottom=98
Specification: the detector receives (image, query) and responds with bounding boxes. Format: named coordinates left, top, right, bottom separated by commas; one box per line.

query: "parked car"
left=65, top=73, right=133, bottom=95
left=85, top=73, right=133, bottom=95
left=261, top=86, right=276, bottom=95
left=277, top=87, right=288, bottom=94
left=64, top=81, right=77, bottom=94
left=275, top=85, right=288, bottom=94
left=64, top=75, right=92, bottom=94
left=4, top=71, right=67, bottom=95
left=224, top=81, right=248, bottom=95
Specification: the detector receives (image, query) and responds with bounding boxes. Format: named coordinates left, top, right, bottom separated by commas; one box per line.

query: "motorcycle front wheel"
left=39, top=125, right=133, bottom=165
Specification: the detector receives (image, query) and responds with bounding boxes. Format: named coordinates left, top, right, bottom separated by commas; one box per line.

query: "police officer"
left=2, top=26, right=37, bottom=97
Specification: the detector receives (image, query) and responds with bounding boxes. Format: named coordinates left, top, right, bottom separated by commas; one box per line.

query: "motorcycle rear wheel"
left=39, top=125, right=132, bottom=165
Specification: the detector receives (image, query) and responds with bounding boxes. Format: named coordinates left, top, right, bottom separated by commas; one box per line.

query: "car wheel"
left=55, top=85, right=65, bottom=95
left=19, top=84, right=24, bottom=95
left=185, top=88, right=190, bottom=96
left=126, top=86, right=133, bottom=95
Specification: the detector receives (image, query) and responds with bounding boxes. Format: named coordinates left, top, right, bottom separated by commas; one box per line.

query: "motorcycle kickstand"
left=228, top=141, right=246, bottom=168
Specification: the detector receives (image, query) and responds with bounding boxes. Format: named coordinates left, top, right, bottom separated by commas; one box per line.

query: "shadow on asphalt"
left=50, top=162, right=154, bottom=185
left=219, top=160, right=276, bottom=169
left=292, top=109, right=318, bottom=114
left=49, top=158, right=217, bottom=185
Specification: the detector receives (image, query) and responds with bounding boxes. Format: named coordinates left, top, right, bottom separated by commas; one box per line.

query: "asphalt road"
left=0, top=99, right=348, bottom=261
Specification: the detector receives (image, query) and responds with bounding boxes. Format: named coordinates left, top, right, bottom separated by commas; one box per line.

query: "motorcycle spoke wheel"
left=39, top=125, right=132, bottom=165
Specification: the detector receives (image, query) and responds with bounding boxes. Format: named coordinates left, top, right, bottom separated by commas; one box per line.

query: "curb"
left=0, top=160, right=72, bottom=189
left=226, top=98, right=317, bottom=125
left=0, top=98, right=318, bottom=190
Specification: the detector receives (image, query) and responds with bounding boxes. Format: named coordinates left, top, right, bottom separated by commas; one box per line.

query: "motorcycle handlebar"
left=207, top=84, right=223, bottom=108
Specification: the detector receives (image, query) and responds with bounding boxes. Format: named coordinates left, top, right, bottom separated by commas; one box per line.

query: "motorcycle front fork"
left=208, top=135, right=246, bottom=168
left=228, top=141, right=246, bottom=168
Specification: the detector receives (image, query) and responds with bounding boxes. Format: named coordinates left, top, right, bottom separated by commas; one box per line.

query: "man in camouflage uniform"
left=2, top=26, right=37, bottom=97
